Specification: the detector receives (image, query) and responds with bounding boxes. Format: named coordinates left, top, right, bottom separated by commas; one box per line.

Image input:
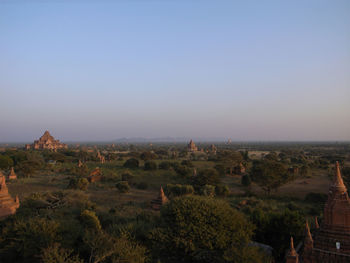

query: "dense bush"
left=136, top=182, right=148, bottom=190
left=241, top=174, right=252, bottom=187
left=215, top=185, right=230, bottom=197
left=165, top=184, right=194, bottom=198
left=200, top=184, right=216, bottom=197
left=122, top=171, right=134, bottom=182
left=181, top=160, right=194, bottom=167
left=150, top=196, right=268, bottom=263
left=79, top=209, right=101, bottom=231
left=144, top=161, right=157, bottom=170
left=123, top=158, right=139, bottom=169
left=68, top=178, right=89, bottom=191
left=159, top=161, right=173, bottom=170
left=304, top=192, right=328, bottom=204
left=116, top=181, right=130, bottom=193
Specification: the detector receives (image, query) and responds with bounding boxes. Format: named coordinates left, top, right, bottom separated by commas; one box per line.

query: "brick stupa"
left=302, top=162, right=350, bottom=262
left=286, top=237, right=299, bottom=263
left=151, top=187, right=169, bottom=210
left=0, top=172, right=20, bottom=218
left=187, top=140, right=198, bottom=152
left=8, top=167, right=17, bottom=180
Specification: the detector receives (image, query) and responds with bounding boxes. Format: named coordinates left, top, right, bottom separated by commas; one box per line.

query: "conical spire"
left=331, top=161, right=347, bottom=193
left=159, top=186, right=168, bottom=203
left=315, top=216, right=319, bottom=229
left=288, top=237, right=298, bottom=256
left=286, top=237, right=299, bottom=263
left=305, top=221, right=313, bottom=244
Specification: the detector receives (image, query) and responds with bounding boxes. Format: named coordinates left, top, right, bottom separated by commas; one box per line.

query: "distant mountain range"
left=113, top=137, right=228, bottom=143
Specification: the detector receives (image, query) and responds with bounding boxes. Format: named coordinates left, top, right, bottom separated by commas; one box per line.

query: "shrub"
left=144, top=161, right=157, bottom=171
left=116, top=181, right=130, bottom=193
left=241, top=174, right=252, bottom=187
left=181, top=160, right=194, bottom=167
left=122, top=171, right=134, bottom=182
left=174, top=165, right=191, bottom=177
left=304, top=192, right=328, bottom=204
left=159, top=161, right=173, bottom=170
left=80, top=210, right=101, bottom=231
left=200, top=185, right=216, bottom=197
left=136, top=182, right=148, bottom=190
left=165, top=184, right=194, bottom=198
left=123, top=158, right=139, bottom=169
left=215, top=185, right=230, bottom=197
left=68, top=178, right=89, bottom=191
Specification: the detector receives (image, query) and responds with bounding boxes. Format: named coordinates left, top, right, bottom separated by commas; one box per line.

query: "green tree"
left=144, top=161, right=157, bottom=170
left=149, top=196, right=263, bottom=263
left=192, top=168, right=220, bottom=191
left=116, top=181, right=130, bottom=193
left=250, top=160, right=288, bottom=195
left=41, top=243, right=83, bottom=263
left=217, top=151, right=243, bottom=175
left=0, top=218, right=60, bottom=262
left=0, top=155, right=14, bottom=169
left=123, top=158, right=139, bottom=169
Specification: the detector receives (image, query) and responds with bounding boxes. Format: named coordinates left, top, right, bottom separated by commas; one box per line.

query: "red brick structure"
left=151, top=187, right=168, bottom=210
left=26, top=131, right=67, bottom=151
left=8, top=167, right=17, bottom=180
left=0, top=172, right=20, bottom=218
left=286, top=237, right=299, bottom=263
left=302, top=162, right=350, bottom=262
left=88, top=167, right=103, bottom=183
left=187, top=140, right=198, bottom=152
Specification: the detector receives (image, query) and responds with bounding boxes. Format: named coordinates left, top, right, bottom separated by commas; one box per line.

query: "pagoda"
left=286, top=237, right=299, bottom=263
left=302, top=162, right=350, bottom=262
left=8, top=167, right=17, bottom=180
left=0, top=172, right=20, bottom=218
left=151, top=187, right=169, bottom=210
left=187, top=140, right=198, bottom=152
left=26, top=131, right=67, bottom=151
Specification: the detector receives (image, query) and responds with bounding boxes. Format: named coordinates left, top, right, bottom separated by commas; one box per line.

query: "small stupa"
left=8, top=167, right=17, bottom=180
left=0, top=172, right=20, bottom=218
left=286, top=237, right=299, bottom=263
left=151, top=187, right=169, bottom=210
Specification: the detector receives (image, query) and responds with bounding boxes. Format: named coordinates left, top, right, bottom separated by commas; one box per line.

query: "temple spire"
left=286, top=237, right=299, bottom=263
left=331, top=161, right=347, bottom=193
left=305, top=221, right=313, bottom=244
left=315, top=216, right=319, bottom=229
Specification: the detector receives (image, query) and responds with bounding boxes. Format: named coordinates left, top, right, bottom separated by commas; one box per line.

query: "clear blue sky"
left=0, top=0, right=349, bottom=142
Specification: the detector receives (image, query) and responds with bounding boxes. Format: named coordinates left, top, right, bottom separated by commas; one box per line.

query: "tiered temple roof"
left=301, top=162, right=350, bottom=263
left=26, top=131, right=67, bottom=151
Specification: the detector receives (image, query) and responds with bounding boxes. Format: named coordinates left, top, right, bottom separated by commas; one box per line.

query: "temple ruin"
left=288, top=162, right=350, bottom=262
left=0, top=172, right=20, bottom=218
left=187, top=140, right=198, bottom=152
left=26, top=131, right=67, bottom=151
left=151, top=186, right=169, bottom=210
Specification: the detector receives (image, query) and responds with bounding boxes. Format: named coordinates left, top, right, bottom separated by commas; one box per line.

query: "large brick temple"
left=25, top=130, right=67, bottom=151
left=287, top=162, right=350, bottom=262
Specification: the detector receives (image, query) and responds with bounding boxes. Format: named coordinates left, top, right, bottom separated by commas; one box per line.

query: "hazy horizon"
left=1, top=0, right=350, bottom=142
